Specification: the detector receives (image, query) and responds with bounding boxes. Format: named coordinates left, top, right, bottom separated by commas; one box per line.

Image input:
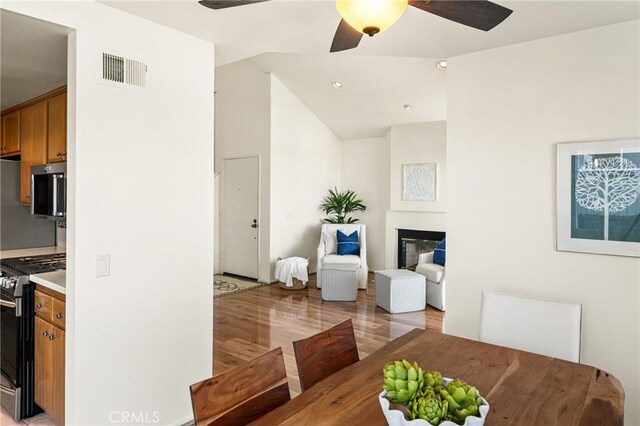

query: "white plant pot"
left=378, top=379, right=490, bottom=426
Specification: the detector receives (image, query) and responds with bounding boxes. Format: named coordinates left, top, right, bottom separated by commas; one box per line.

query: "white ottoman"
left=321, top=263, right=358, bottom=301
left=375, top=269, right=426, bottom=314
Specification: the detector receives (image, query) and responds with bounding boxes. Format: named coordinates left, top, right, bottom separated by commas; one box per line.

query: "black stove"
left=0, top=253, right=66, bottom=276
left=0, top=252, right=65, bottom=421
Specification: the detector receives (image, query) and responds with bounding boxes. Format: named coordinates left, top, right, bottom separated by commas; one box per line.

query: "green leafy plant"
left=320, top=187, right=367, bottom=224
left=382, top=360, right=486, bottom=425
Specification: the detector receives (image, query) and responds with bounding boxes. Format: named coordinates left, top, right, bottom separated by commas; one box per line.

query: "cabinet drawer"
left=52, top=298, right=65, bottom=329
left=34, top=291, right=53, bottom=320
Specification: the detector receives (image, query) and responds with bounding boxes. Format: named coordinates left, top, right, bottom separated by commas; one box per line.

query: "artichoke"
left=439, top=379, right=483, bottom=425
left=408, top=394, right=448, bottom=425
left=383, top=360, right=424, bottom=405
left=424, top=370, right=444, bottom=390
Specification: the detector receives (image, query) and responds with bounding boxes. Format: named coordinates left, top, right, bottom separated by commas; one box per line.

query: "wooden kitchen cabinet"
left=47, top=93, right=67, bottom=163
left=0, top=86, right=67, bottom=204
left=19, top=101, right=48, bottom=205
left=1, top=110, right=21, bottom=157
left=34, top=289, right=65, bottom=426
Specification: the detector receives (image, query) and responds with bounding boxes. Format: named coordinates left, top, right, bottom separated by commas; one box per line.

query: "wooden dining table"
left=251, top=329, right=624, bottom=426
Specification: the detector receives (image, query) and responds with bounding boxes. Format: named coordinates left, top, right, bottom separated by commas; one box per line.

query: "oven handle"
left=0, top=299, right=16, bottom=309
left=0, top=383, right=16, bottom=396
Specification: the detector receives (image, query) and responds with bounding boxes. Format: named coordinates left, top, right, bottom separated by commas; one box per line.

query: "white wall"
left=446, top=20, right=640, bottom=425
left=390, top=122, right=447, bottom=213
left=340, top=136, right=390, bottom=270
left=386, top=122, right=447, bottom=268
left=270, top=75, right=341, bottom=278
left=215, top=60, right=271, bottom=282
left=3, top=2, right=215, bottom=424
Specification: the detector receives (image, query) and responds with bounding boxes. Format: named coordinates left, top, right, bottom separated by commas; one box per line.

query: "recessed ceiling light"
left=403, top=104, right=412, bottom=110
left=436, top=60, right=447, bottom=70
left=332, top=81, right=343, bottom=89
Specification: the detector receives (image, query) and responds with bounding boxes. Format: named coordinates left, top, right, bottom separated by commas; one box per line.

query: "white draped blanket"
left=275, top=257, right=309, bottom=287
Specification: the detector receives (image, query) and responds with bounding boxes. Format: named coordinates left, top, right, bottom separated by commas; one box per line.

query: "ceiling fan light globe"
left=336, top=0, right=408, bottom=36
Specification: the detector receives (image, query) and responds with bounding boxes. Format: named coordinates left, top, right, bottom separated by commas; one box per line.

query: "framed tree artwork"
left=557, top=138, right=640, bottom=257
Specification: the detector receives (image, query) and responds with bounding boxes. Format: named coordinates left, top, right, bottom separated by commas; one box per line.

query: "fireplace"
left=398, top=229, right=446, bottom=270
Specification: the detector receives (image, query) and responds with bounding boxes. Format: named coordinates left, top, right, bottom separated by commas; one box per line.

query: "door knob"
left=251, top=219, right=258, bottom=228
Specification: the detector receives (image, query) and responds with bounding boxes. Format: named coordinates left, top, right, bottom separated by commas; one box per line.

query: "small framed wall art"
left=557, top=138, right=640, bottom=257
left=403, top=163, right=437, bottom=201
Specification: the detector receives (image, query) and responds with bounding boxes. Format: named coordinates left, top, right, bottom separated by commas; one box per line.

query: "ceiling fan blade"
left=409, top=0, right=513, bottom=31
left=330, top=19, right=363, bottom=53
left=199, top=0, right=270, bottom=10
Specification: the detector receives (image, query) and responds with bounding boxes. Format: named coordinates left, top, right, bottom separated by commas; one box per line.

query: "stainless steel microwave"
left=31, top=162, right=66, bottom=220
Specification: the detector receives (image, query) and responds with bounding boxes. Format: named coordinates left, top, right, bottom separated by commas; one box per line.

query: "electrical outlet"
left=97, top=254, right=110, bottom=278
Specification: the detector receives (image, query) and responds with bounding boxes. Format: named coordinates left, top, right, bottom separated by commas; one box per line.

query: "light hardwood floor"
left=214, top=273, right=444, bottom=396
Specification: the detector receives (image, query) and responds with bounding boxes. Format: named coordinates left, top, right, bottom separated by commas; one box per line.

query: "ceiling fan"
left=199, top=0, right=513, bottom=53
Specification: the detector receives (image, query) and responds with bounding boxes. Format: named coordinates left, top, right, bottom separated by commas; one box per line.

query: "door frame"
left=220, top=154, right=261, bottom=280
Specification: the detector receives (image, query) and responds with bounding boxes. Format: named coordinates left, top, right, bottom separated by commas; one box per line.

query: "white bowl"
left=378, top=379, right=490, bottom=426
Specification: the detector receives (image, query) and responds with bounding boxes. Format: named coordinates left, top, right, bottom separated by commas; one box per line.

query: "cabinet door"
left=1, top=110, right=21, bottom=156
left=47, top=94, right=66, bottom=163
left=34, top=317, right=54, bottom=414
left=20, top=102, right=48, bottom=204
left=50, top=326, right=65, bottom=426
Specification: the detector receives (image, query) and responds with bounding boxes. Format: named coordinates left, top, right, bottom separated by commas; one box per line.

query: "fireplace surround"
left=397, top=229, right=446, bottom=270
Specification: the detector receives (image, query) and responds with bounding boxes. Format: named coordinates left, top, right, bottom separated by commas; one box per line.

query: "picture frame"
left=403, top=163, right=437, bottom=201
left=557, top=138, right=640, bottom=257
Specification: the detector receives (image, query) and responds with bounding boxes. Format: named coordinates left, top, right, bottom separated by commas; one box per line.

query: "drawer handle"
left=48, top=334, right=56, bottom=340
left=55, top=313, right=64, bottom=319
left=36, top=303, right=43, bottom=309
left=42, top=331, right=49, bottom=337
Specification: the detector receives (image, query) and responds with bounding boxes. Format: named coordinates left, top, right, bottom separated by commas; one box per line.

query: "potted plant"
left=320, top=187, right=367, bottom=223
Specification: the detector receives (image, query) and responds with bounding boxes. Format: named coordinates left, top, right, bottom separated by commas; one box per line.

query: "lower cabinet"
left=34, top=290, right=65, bottom=426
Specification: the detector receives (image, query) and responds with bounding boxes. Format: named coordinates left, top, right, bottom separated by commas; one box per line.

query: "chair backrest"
left=479, top=291, right=582, bottom=362
left=190, top=347, right=290, bottom=426
left=321, top=224, right=366, bottom=245
left=293, top=318, right=360, bottom=392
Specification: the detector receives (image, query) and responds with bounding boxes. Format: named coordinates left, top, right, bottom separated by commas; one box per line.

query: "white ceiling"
left=102, top=1, right=639, bottom=66
left=101, top=1, right=638, bottom=140
left=0, top=10, right=69, bottom=110
left=250, top=53, right=446, bottom=140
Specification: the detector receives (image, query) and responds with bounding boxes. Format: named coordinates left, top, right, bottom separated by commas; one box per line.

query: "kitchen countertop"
left=30, top=270, right=66, bottom=295
left=0, top=246, right=65, bottom=259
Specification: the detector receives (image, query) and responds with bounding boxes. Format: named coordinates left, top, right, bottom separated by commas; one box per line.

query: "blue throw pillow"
left=336, top=230, right=359, bottom=256
left=433, top=238, right=446, bottom=266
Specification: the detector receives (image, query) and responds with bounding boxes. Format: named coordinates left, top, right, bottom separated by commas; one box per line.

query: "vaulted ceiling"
left=101, top=1, right=638, bottom=140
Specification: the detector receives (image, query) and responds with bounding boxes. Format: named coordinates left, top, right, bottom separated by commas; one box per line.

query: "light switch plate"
left=97, top=254, right=110, bottom=278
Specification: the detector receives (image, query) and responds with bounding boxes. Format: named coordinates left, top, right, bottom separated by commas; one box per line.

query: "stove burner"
left=0, top=253, right=66, bottom=275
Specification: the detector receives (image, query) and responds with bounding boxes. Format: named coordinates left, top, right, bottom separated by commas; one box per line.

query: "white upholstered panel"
left=479, top=291, right=582, bottom=362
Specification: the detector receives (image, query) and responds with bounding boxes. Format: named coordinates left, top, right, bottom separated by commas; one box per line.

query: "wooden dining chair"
left=189, top=347, right=290, bottom=426
left=293, top=318, right=360, bottom=392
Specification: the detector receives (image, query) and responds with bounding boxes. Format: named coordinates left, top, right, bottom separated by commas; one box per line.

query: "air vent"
left=98, top=51, right=149, bottom=90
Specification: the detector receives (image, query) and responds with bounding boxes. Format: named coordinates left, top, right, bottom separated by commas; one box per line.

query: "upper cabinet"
left=19, top=102, right=48, bottom=205
left=1, top=110, right=21, bottom=157
left=47, top=93, right=66, bottom=163
left=1, top=86, right=67, bottom=205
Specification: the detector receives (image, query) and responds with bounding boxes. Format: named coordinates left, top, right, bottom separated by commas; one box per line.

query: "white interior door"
left=222, top=156, right=259, bottom=279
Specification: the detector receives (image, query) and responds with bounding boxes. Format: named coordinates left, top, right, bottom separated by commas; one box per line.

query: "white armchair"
left=317, top=224, right=368, bottom=289
left=415, top=252, right=445, bottom=311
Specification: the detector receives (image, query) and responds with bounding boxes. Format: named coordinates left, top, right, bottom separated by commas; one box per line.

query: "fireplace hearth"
left=398, top=229, right=446, bottom=270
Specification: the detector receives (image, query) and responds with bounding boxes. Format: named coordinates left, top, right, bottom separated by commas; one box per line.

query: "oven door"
left=0, top=291, right=21, bottom=387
